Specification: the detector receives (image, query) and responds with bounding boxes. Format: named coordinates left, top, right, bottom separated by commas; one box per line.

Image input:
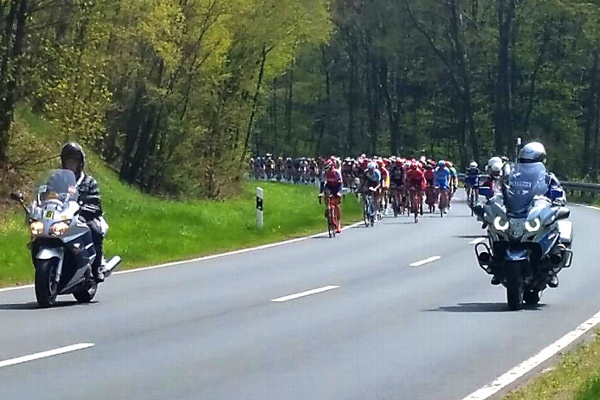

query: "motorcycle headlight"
left=525, top=217, right=541, bottom=233
left=50, top=221, right=70, bottom=236
left=30, top=221, right=44, bottom=236
left=493, top=216, right=509, bottom=231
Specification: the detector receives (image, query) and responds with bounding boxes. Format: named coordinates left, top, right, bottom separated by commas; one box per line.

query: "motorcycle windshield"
left=36, top=169, right=78, bottom=205
left=504, top=162, right=548, bottom=216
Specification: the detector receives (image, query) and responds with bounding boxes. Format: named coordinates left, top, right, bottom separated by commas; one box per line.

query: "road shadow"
left=426, top=302, right=546, bottom=313
left=454, top=235, right=487, bottom=239
left=0, top=300, right=81, bottom=310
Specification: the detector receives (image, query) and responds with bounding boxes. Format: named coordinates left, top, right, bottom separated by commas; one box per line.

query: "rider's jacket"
left=406, top=168, right=426, bottom=190
left=465, top=168, right=480, bottom=186
left=433, top=167, right=451, bottom=189
left=77, top=173, right=103, bottom=221
left=364, top=169, right=381, bottom=187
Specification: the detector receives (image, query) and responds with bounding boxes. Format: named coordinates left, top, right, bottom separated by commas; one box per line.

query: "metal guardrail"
left=458, top=172, right=600, bottom=196
left=562, top=181, right=600, bottom=195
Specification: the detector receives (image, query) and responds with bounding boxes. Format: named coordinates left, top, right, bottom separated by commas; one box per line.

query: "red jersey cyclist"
left=319, top=160, right=343, bottom=233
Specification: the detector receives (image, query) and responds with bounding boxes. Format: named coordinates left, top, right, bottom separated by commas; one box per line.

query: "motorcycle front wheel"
left=35, top=259, right=59, bottom=308
left=505, top=261, right=525, bottom=311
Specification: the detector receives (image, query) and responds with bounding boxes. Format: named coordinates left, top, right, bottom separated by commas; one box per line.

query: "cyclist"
left=359, top=162, right=382, bottom=220
left=406, top=161, right=426, bottom=219
left=389, top=158, right=406, bottom=214
left=319, top=160, right=343, bottom=233
left=446, top=161, right=458, bottom=205
left=465, top=161, right=480, bottom=205
left=378, top=159, right=390, bottom=216
left=434, top=160, right=451, bottom=213
left=423, top=162, right=436, bottom=211
left=480, top=157, right=503, bottom=199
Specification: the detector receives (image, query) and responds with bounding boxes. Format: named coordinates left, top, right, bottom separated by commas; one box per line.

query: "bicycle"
left=409, top=188, right=422, bottom=223
left=425, top=185, right=436, bottom=213
left=437, top=187, right=449, bottom=217
left=322, top=194, right=338, bottom=238
left=362, top=191, right=376, bottom=227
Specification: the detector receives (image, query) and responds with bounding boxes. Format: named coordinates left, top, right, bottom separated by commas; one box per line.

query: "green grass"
left=503, top=331, right=600, bottom=400
left=0, top=161, right=363, bottom=287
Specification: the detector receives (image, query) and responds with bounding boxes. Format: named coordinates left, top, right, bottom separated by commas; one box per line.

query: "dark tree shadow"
left=425, top=302, right=546, bottom=313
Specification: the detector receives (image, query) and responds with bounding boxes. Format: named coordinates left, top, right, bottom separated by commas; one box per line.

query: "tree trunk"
left=582, top=49, right=598, bottom=177
left=241, top=45, right=268, bottom=161
left=494, top=0, right=516, bottom=155
left=0, top=0, right=27, bottom=165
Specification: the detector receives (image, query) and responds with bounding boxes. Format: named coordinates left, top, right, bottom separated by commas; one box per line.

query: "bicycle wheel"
left=326, top=208, right=333, bottom=238
left=331, top=204, right=337, bottom=238
left=362, top=197, right=370, bottom=227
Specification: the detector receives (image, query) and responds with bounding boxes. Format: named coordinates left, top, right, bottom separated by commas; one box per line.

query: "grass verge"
left=0, top=165, right=364, bottom=287
left=503, top=330, right=600, bottom=400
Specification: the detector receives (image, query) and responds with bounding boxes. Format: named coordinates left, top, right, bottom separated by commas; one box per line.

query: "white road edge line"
left=0, top=343, right=95, bottom=369
left=469, top=238, right=487, bottom=245
left=271, top=286, right=339, bottom=302
left=461, top=309, right=600, bottom=400
left=409, top=256, right=441, bottom=267
left=0, top=222, right=364, bottom=294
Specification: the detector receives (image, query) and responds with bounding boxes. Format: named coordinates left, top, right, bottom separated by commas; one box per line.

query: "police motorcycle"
left=472, top=162, right=573, bottom=310
left=11, top=169, right=121, bottom=308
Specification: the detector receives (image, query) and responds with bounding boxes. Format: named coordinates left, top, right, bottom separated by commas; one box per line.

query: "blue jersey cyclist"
left=433, top=160, right=451, bottom=190
left=359, top=162, right=382, bottom=215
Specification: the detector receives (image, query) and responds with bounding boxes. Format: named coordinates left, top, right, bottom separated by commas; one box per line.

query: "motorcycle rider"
left=60, top=142, right=107, bottom=282
left=517, top=142, right=566, bottom=206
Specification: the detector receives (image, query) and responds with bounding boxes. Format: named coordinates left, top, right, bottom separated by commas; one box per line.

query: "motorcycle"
left=472, top=162, right=573, bottom=310
left=11, top=169, right=121, bottom=308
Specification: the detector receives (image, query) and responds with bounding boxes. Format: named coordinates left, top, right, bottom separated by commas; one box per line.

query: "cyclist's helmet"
left=367, top=161, right=377, bottom=171
left=518, top=142, right=546, bottom=163
left=469, top=161, right=478, bottom=169
left=438, top=160, right=446, bottom=168
left=323, top=160, right=334, bottom=172
left=446, top=161, right=453, bottom=168
left=60, top=142, right=86, bottom=176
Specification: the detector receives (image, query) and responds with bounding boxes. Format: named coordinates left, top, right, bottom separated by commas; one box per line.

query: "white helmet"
left=367, top=162, right=377, bottom=171
left=488, top=156, right=502, bottom=166
left=469, top=161, right=478, bottom=169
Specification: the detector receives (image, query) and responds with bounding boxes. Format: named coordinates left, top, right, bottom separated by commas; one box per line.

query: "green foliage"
left=3, top=0, right=600, bottom=197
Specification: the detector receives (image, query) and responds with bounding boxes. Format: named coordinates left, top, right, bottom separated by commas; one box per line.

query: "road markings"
left=0, top=222, right=364, bottom=294
left=271, top=286, right=339, bottom=303
left=469, top=238, right=487, bottom=245
left=461, top=309, right=600, bottom=400
left=409, top=256, right=441, bottom=267
left=0, top=343, right=94, bottom=369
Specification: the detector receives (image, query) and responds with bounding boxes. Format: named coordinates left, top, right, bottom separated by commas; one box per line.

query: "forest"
left=1, top=0, right=599, bottom=198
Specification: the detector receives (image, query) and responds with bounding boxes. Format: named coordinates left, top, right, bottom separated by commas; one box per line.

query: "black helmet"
left=518, top=142, right=546, bottom=164
left=60, top=142, right=86, bottom=175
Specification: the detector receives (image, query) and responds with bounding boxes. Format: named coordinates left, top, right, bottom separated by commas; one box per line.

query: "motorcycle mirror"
left=556, top=207, right=570, bottom=220
left=10, top=191, right=23, bottom=202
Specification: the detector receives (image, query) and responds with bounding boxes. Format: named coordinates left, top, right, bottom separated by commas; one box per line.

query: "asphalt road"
left=0, top=195, right=598, bottom=400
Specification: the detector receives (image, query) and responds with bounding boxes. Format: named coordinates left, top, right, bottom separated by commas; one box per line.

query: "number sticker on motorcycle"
left=44, top=210, right=54, bottom=220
